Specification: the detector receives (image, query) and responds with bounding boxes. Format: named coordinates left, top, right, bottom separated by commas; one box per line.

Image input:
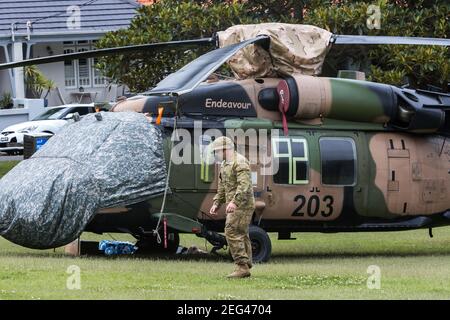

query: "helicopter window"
left=319, top=137, right=356, bottom=186
left=292, top=139, right=308, bottom=184
left=274, top=157, right=291, bottom=184
left=292, top=140, right=305, bottom=158
left=272, top=137, right=309, bottom=185
left=273, top=138, right=291, bottom=156
left=272, top=137, right=291, bottom=184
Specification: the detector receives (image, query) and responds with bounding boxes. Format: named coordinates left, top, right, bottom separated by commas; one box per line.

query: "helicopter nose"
left=0, top=112, right=168, bottom=249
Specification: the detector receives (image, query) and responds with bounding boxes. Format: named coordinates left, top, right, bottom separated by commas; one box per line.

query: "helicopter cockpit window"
left=272, top=137, right=309, bottom=185
left=319, top=137, right=356, bottom=186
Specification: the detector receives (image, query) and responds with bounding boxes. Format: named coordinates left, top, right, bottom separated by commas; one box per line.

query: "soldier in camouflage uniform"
left=209, top=136, right=255, bottom=278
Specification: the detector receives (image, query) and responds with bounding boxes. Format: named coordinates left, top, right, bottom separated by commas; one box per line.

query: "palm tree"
left=24, top=65, right=56, bottom=99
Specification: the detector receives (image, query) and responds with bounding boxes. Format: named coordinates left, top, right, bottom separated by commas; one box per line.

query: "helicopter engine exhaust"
left=259, top=75, right=449, bottom=134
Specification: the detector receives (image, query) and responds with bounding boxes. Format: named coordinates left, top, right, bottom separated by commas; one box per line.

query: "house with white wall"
left=0, top=0, right=141, bottom=108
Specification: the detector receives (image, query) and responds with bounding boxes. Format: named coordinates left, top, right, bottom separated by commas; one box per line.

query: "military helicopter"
left=1, top=23, right=449, bottom=263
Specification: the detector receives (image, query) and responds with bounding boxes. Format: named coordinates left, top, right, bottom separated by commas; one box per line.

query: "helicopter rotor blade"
left=148, top=35, right=270, bottom=96
left=0, top=38, right=215, bottom=71
left=332, top=35, right=450, bottom=46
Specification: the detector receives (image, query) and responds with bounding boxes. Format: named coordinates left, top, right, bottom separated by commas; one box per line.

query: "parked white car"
left=0, top=104, right=96, bottom=155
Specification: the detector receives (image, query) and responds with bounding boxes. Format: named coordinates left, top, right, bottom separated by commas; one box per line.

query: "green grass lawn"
left=1, top=229, right=450, bottom=300
left=0, top=161, right=20, bottom=177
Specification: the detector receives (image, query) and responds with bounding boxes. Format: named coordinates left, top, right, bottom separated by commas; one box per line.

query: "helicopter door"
left=233, top=134, right=265, bottom=199
left=168, top=130, right=197, bottom=190
left=261, top=134, right=314, bottom=220
left=386, top=136, right=411, bottom=214
left=262, top=132, right=357, bottom=221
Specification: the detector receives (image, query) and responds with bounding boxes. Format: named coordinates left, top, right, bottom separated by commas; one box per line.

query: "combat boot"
left=227, top=264, right=251, bottom=278
left=226, top=264, right=240, bottom=278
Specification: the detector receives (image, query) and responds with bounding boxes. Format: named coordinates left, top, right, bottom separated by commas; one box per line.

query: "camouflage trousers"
left=224, top=207, right=253, bottom=266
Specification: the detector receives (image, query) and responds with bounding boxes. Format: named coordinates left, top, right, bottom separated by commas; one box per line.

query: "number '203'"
left=292, top=195, right=334, bottom=217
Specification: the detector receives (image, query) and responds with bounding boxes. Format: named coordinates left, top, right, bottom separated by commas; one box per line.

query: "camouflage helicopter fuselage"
left=1, top=22, right=449, bottom=259
left=87, top=75, right=450, bottom=241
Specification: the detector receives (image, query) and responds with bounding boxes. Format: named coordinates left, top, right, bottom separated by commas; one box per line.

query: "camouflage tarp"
left=217, top=23, right=332, bottom=79
left=0, top=112, right=167, bottom=249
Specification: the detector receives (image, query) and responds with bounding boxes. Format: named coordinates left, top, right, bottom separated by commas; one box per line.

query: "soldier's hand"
left=210, top=204, right=219, bottom=216
left=226, top=202, right=237, bottom=214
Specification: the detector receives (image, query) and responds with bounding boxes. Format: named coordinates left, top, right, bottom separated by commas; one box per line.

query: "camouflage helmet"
left=210, top=136, right=234, bottom=152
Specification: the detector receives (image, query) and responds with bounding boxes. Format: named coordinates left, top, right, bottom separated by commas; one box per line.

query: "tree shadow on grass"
left=0, top=247, right=230, bottom=262
left=2, top=247, right=450, bottom=263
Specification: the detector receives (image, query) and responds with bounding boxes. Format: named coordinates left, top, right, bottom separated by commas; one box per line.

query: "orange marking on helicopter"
left=156, top=106, right=164, bottom=125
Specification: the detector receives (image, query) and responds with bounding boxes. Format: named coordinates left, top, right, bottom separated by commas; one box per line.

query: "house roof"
left=0, top=0, right=140, bottom=41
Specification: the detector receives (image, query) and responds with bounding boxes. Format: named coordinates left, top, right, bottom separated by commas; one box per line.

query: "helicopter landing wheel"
left=249, top=225, right=272, bottom=263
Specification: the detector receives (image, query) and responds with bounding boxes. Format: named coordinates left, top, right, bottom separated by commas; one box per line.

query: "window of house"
left=272, top=137, right=309, bottom=185
left=63, top=41, right=108, bottom=89
left=77, top=47, right=91, bottom=87
left=319, top=137, right=357, bottom=186
left=64, top=48, right=76, bottom=88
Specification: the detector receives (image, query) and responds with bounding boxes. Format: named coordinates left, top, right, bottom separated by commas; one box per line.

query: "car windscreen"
left=33, top=107, right=66, bottom=120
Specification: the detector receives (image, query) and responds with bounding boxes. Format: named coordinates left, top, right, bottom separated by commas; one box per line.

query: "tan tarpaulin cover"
left=217, top=23, right=332, bottom=79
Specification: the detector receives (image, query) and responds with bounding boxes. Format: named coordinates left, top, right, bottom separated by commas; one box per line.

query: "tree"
left=24, top=65, right=56, bottom=99
left=304, top=0, right=450, bottom=90
left=96, top=0, right=256, bottom=92
left=96, top=0, right=449, bottom=92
